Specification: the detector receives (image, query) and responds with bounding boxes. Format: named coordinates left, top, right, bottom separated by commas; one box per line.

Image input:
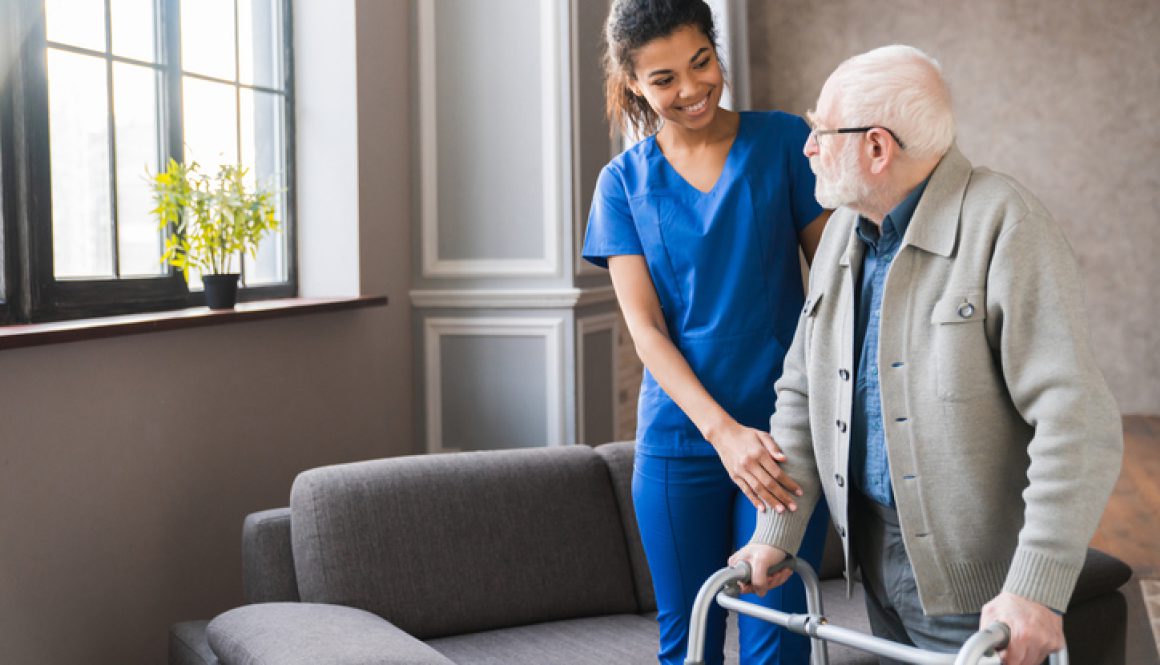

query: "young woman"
left=581, top=1, right=831, bottom=663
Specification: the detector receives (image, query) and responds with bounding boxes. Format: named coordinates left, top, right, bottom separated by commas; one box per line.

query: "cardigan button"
left=837, top=525, right=846, bottom=538
left=957, top=302, right=975, bottom=318
left=836, top=420, right=847, bottom=433
left=838, top=368, right=850, bottom=381
left=834, top=474, right=845, bottom=487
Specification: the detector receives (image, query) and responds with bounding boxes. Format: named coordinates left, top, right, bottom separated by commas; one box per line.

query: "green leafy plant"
left=149, top=159, right=280, bottom=280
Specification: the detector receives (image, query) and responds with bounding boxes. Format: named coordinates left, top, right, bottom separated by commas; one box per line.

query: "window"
left=0, top=0, right=296, bottom=323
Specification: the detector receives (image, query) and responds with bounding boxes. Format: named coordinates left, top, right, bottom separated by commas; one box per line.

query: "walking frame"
left=685, top=557, right=1069, bottom=665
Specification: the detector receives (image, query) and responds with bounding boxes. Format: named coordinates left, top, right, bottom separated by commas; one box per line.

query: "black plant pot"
left=203, top=273, right=240, bottom=310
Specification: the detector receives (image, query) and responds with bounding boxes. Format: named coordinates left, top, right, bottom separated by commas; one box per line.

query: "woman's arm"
left=608, top=255, right=802, bottom=513
left=798, top=210, right=832, bottom=266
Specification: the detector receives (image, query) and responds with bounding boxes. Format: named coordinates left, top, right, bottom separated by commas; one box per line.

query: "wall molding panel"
left=417, top=0, right=564, bottom=278
left=410, top=285, right=615, bottom=309
left=423, top=316, right=566, bottom=453
left=576, top=312, right=621, bottom=445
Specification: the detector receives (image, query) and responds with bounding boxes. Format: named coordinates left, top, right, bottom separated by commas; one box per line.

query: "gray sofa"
left=170, top=442, right=1131, bottom=665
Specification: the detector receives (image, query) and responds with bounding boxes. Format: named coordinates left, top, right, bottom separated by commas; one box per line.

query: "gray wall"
left=0, top=2, right=414, bottom=663
left=748, top=0, right=1160, bottom=415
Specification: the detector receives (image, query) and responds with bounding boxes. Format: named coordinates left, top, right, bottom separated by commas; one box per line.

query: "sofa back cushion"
left=593, top=442, right=655, bottom=612
left=289, top=445, right=639, bottom=639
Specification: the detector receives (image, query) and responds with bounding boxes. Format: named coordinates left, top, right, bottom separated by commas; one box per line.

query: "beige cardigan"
left=752, top=146, right=1122, bottom=615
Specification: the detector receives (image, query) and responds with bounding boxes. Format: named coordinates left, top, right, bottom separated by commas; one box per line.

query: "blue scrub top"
left=583, top=111, right=823, bottom=457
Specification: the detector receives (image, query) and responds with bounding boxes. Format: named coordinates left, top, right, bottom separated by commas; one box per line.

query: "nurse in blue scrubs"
left=582, top=1, right=831, bottom=664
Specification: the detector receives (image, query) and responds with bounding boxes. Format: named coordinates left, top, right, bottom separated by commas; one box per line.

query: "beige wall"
left=0, top=3, right=413, bottom=664
left=748, top=0, right=1160, bottom=415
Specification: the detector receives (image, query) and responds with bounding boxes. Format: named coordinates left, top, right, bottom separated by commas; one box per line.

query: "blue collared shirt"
left=851, top=179, right=928, bottom=508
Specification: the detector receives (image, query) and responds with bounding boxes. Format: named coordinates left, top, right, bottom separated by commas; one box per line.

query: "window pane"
left=182, top=76, right=237, bottom=167
left=238, top=0, right=281, bottom=89
left=243, top=194, right=285, bottom=285
left=45, top=0, right=106, bottom=51
left=181, top=0, right=236, bottom=81
left=48, top=49, right=114, bottom=279
left=111, top=0, right=157, bottom=63
left=240, top=89, right=285, bottom=284
left=0, top=149, right=6, bottom=295
left=113, top=62, right=163, bottom=276
left=239, top=88, right=281, bottom=187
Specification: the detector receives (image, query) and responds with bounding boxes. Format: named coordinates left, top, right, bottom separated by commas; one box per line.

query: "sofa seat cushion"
left=207, top=603, right=454, bottom=665
left=426, top=584, right=878, bottom=665
left=426, top=614, right=662, bottom=664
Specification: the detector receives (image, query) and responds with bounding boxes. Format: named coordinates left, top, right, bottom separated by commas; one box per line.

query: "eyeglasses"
left=811, top=125, right=907, bottom=150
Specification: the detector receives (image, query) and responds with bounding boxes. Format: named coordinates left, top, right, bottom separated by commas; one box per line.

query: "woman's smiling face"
left=628, top=24, right=723, bottom=133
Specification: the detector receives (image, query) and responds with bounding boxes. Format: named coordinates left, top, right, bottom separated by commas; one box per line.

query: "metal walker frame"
left=684, top=557, right=1069, bottom=665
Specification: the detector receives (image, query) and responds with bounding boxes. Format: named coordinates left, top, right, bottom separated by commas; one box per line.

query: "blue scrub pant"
left=633, top=452, right=830, bottom=665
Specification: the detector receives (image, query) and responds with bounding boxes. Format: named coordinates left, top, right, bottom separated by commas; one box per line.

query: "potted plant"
left=149, top=159, right=280, bottom=309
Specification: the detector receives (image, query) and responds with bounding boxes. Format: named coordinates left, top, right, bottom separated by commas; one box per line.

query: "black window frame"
left=0, top=0, right=297, bottom=325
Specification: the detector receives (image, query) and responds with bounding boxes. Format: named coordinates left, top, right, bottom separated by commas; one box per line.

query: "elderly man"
left=729, top=45, right=1122, bottom=665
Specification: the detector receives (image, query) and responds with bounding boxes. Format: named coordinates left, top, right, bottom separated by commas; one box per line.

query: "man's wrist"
left=1001, top=590, right=1066, bottom=616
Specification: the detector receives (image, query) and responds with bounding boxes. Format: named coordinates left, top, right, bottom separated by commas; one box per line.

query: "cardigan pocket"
left=930, top=291, right=998, bottom=401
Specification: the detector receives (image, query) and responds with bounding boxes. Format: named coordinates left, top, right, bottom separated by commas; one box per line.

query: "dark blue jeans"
left=633, top=452, right=830, bottom=665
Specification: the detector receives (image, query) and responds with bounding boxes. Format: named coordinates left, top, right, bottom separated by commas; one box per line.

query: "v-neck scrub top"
left=583, top=111, right=823, bottom=457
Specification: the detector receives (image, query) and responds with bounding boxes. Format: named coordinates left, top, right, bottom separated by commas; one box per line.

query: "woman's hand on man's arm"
left=706, top=421, right=802, bottom=513
left=607, top=254, right=802, bottom=513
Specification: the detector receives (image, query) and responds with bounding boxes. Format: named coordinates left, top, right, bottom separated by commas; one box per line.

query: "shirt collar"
left=855, top=177, right=930, bottom=249
left=840, top=145, right=974, bottom=266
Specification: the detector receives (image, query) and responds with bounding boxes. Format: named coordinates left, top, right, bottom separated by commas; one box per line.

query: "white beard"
left=811, top=143, right=874, bottom=211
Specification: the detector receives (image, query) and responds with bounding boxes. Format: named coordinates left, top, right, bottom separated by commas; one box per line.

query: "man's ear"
left=866, top=128, right=895, bottom=175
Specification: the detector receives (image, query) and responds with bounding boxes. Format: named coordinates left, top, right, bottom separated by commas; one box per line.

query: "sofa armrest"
left=242, top=508, right=300, bottom=603
left=207, top=603, right=455, bottom=665
left=1069, top=548, right=1132, bottom=607
left=170, top=621, right=219, bottom=665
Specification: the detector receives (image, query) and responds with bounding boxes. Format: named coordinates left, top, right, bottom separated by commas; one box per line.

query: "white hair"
left=827, top=45, right=955, bottom=160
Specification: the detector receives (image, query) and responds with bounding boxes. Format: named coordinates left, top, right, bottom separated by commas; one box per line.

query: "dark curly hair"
left=603, top=0, right=720, bottom=139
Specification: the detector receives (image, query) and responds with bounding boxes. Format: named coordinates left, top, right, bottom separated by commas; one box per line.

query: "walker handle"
left=954, top=622, right=1009, bottom=665
left=955, top=621, right=1069, bottom=665
left=685, top=556, right=827, bottom=665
